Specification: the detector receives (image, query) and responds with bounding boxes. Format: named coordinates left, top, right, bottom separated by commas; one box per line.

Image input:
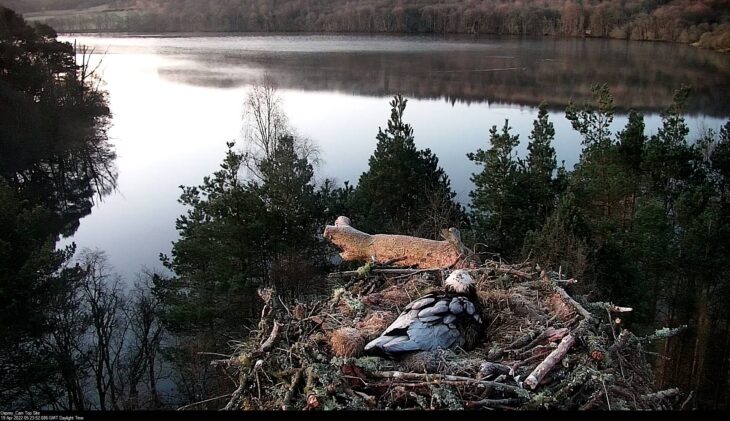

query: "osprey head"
left=443, top=269, right=475, bottom=294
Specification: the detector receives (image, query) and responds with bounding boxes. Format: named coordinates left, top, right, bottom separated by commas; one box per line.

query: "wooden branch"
left=478, top=265, right=535, bottom=280
left=478, top=362, right=512, bottom=379
left=223, top=370, right=251, bottom=410
left=507, top=329, right=543, bottom=350
left=258, top=321, right=281, bottom=353
left=465, top=398, right=521, bottom=409
left=553, top=286, right=594, bottom=323
left=328, top=268, right=437, bottom=278
left=323, top=216, right=473, bottom=269
left=469, top=261, right=535, bottom=280
left=608, top=329, right=632, bottom=354
left=643, top=388, right=680, bottom=401
left=588, top=302, right=634, bottom=313
left=524, top=334, right=576, bottom=390
left=303, top=366, right=320, bottom=410
left=211, top=357, right=240, bottom=368
left=369, top=371, right=530, bottom=398
left=515, top=327, right=569, bottom=354
left=281, top=367, right=304, bottom=410
left=177, top=393, right=232, bottom=411
left=680, top=391, right=694, bottom=410
left=639, top=326, right=688, bottom=343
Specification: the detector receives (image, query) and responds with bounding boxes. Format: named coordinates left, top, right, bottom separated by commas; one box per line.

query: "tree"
left=468, top=120, right=523, bottom=257
left=643, top=85, right=695, bottom=211
left=617, top=110, right=647, bottom=174
left=77, top=249, right=128, bottom=410
left=524, top=103, right=558, bottom=225
left=0, top=9, right=113, bottom=408
left=124, top=275, right=165, bottom=409
left=241, top=76, right=290, bottom=179
left=565, top=83, right=615, bottom=150
left=352, top=94, right=463, bottom=238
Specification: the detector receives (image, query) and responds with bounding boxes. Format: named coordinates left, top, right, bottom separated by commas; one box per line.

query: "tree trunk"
left=323, top=216, right=476, bottom=269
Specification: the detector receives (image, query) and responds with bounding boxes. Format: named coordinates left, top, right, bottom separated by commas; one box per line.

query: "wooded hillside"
left=9, top=0, right=729, bottom=50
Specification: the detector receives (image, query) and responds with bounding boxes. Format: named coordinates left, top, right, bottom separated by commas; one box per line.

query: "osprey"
left=364, top=270, right=484, bottom=355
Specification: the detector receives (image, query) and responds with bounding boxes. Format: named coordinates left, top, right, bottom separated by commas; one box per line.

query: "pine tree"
left=524, top=103, right=558, bottom=223
left=160, top=136, right=329, bottom=335
left=468, top=120, right=523, bottom=256
left=617, top=111, right=647, bottom=174
left=352, top=95, right=463, bottom=238
left=643, top=86, right=695, bottom=210
left=565, top=83, right=615, bottom=150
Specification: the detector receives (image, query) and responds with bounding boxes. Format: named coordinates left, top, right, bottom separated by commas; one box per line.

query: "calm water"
left=57, top=34, right=730, bottom=279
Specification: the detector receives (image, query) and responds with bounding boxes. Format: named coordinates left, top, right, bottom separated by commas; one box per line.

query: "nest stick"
left=369, top=371, right=530, bottom=398
left=281, top=367, right=305, bottom=410
left=553, top=286, right=593, bottom=322
left=258, top=321, right=282, bottom=353
left=524, top=334, right=576, bottom=389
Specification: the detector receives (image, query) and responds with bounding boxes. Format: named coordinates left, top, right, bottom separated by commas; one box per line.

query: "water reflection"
left=0, top=93, right=117, bottom=239
left=143, top=36, right=730, bottom=117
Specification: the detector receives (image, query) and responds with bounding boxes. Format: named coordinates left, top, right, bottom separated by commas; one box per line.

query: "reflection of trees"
left=0, top=52, right=117, bottom=239
left=0, top=7, right=117, bottom=409
left=6, top=130, right=118, bottom=237
left=158, top=37, right=730, bottom=117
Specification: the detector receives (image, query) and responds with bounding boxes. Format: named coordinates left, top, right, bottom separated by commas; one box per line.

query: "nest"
left=209, top=260, right=686, bottom=411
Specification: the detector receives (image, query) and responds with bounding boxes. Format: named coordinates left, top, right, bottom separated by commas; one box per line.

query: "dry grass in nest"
left=402, top=274, right=435, bottom=292
left=337, top=300, right=356, bottom=319
left=380, top=287, right=412, bottom=307
left=547, top=293, right=576, bottom=322
left=478, top=289, right=513, bottom=309
left=356, top=310, right=397, bottom=338
left=330, top=327, right=366, bottom=357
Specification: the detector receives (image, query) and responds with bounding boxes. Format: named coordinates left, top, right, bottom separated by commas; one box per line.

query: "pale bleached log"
left=323, top=216, right=474, bottom=269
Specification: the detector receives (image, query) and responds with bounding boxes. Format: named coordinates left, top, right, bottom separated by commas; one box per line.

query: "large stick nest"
left=210, top=260, right=685, bottom=411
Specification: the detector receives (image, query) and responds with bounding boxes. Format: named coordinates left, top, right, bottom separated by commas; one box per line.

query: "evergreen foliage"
left=352, top=95, right=463, bottom=238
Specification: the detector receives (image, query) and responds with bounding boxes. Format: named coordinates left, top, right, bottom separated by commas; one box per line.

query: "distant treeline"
left=10, top=0, right=730, bottom=47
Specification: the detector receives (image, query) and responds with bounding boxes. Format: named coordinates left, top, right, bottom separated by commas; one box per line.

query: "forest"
left=1, top=5, right=729, bottom=410
left=3, top=0, right=729, bottom=51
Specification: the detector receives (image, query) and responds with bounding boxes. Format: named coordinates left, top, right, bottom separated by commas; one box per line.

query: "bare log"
left=524, top=334, right=576, bottom=389
left=323, top=216, right=474, bottom=269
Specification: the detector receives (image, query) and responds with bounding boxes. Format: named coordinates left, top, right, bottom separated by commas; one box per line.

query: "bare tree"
left=241, top=75, right=290, bottom=178
left=77, top=249, right=129, bottom=410
left=123, top=274, right=165, bottom=409
left=240, top=75, right=320, bottom=180
left=43, top=268, right=90, bottom=411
